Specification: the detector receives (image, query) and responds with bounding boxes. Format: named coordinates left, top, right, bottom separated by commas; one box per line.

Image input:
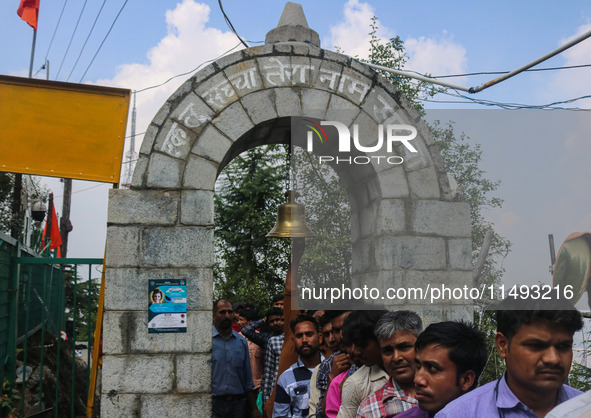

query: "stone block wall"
left=103, top=189, right=214, bottom=416
left=102, top=40, right=473, bottom=416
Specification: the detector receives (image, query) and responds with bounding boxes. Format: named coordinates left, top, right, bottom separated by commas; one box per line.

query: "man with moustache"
left=437, top=299, right=583, bottom=418
left=355, top=311, right=422, bottom=418
left=242, top=307, right=285, bottom=349
left=211, top=299, right=261, bottom=418
left=395, top=321, right=487, bottom=418
left=273, top=314, right=325, bottom=417
left=309, top=310, right=352, bottom=418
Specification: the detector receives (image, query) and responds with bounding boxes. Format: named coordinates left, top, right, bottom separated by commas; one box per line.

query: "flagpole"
left=28, top=29, right=37, bottom=78
left=12, top=0, right=39, bottom=238
left=11, top=28, right=36, bottom=239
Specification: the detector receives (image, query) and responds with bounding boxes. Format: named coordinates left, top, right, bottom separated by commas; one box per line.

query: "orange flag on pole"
left=41, top=202, right=62, bottom=257
left=17, top=0, right=40, bottom=30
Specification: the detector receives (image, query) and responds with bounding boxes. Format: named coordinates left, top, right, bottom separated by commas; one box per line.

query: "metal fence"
left=0, top=232, right=102, bottom=418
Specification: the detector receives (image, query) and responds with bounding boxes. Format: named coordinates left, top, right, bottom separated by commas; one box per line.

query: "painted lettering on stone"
left=201, top=81, right=236, bottom=110
left=229, top=67, right=258, bottom=91
left=262, top=58, right=315, bottom=86
left=161, top=122, right=188, bottom=157
left=178, top=103, right=212, bottom=129
left=201, top=67, right=259, bottom=109
left=373, top=95, right=396, bottom=122
left=317, top=68, right=370, bottom=101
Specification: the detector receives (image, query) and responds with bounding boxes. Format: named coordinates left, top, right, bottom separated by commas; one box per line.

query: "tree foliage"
left=366, top=16, right=437, bottom=111
left=0, top=173, right=51, bottom=245
left=0, top=173, right=14, bottom=234
left=294, top=149, right=352, bottom=290
left=213, top=146, right=290, bottom=311
left=63, top=270, right=100, bottom=341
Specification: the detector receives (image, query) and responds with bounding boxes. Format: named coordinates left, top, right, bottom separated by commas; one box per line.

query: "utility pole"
left=60, top=179, right=72, bottom=258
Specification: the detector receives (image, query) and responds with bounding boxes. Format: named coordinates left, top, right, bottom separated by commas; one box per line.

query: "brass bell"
left=267, top=190, right=315, bottom=238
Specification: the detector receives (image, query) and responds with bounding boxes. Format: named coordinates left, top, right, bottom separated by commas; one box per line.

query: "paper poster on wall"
left=148, top=279, right=187, bottom=333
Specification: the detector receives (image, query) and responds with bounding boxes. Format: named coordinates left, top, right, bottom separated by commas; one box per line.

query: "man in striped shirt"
left=273, top=314, right=324, bottom=417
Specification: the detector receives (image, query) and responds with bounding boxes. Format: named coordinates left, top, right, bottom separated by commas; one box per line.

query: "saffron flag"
left=17, top=0, right=40, bottom=30
left=41, top=203, right=62, bottom=257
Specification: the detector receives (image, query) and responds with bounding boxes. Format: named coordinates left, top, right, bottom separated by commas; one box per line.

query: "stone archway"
left=101, top=3, right=472, bottom=416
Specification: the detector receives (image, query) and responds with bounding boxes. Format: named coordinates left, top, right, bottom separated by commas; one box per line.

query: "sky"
left=2, top=0, right=591, bottom=309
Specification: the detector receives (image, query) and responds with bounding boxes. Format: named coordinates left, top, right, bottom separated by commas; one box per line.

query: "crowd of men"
left=211, top=294, right=589, bottom=418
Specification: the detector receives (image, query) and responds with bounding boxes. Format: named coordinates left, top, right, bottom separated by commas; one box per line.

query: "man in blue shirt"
left=274, top=314, right=324, bottom=417
left=436, top=301, right=583, bottom=418
left=211, top=299, right=261, bottom=418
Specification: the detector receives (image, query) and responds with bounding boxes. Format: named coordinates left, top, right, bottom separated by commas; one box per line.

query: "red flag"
left=41, top=203, right=62, bottom=257
left=17, top=0, right=40, bottom=30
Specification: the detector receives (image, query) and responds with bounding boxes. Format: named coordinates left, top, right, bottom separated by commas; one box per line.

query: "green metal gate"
left=8, top=256, right=103, bottom=418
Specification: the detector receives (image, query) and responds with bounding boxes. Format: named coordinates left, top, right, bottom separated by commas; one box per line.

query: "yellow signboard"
left=0, top=75, right=130, bottom=183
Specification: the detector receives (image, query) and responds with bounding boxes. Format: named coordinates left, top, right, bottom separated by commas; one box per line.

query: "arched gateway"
left=102, top=3, right=472, bottom=416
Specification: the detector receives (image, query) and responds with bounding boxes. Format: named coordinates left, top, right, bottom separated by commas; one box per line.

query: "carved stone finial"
left=265, top=2, right=320, bottom=47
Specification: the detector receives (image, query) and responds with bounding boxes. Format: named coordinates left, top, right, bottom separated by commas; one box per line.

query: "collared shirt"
left=211, top=326, right=254, bottom=396
left=395, top=406, right=429, bottom=418
left=312, top=357, right=360, bottom=418
left=309, top=366, right=322, bottom=417
left=338, top=365, right=389, bottom=418
left=356, top=376, right=418, bottom=418
left=435, top=372, right=582, bottom=418
left=317, top=353, right=336, bottom=390
left=242, top=318, right=276, bottom=349
left=314, top=353, right=336, bottom=418
left=547, top=389, right=591, bottom=418
left=274, top=355, right=325, bottom=418
left=262, top=333, right=285, bottom=404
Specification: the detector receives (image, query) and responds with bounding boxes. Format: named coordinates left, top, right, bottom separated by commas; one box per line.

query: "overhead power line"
left=56, top=0, right=89, bottom=80
left=432, top=63, right=591, bottom=79
left=78, top=0, right=130, bottom=83
left=218, top=0, right=249, bottom=48
left=43, top=0, right=69, bottom=63
left=135, top=42, right=243, bottom=94
left=364, top=28, right=591, bottom=94
left=66, top=0, right=108, bottom=82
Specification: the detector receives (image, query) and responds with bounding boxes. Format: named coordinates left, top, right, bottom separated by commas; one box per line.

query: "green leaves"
left=214, top=146, right=290, bottom=311
left=367, top=16, right=437, bottom=112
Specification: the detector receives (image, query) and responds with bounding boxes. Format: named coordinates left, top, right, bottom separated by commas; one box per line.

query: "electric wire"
left=34, top=63, right=46, bottom=77
left=78, top=0, right=130, bottom=83
left=52, top=183, right=108, bottom=199
left=218, top=0, right=249, bottom=48
left=43, top=0, right=69, bottom=64
left=431, top=81, right=591, bottom=110
left=135, top=42, right=244, bottom=94
left=66, top=0, right=108, bottom=82
left=377, top=66, right=591, bottom=110
left=56, top=0, right=89, bottom=80
left=126, top=131, right=146, bottom=139
left=432, top=63, right=591, bottom=79
left=429, top=85, right=591, bottom=110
